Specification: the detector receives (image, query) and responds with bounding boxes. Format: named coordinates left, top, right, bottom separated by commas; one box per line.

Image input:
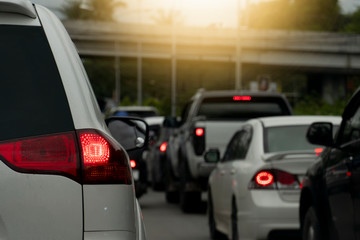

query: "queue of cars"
left=0, top=1, right=148, bottom=239
left=164, top=89, right=293, bottom=212
left=144, top=87, right=360, bottom=240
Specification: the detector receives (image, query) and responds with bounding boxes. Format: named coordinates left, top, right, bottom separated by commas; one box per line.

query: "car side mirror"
left=204, top=149, right=220, bottom=163
left=307, top=122, right=334, bottom=147
left=105, top=117, right=149, bottom=151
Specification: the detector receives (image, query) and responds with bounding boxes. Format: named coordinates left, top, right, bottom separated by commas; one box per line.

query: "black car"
left=300, top=88, right=360, bottom=240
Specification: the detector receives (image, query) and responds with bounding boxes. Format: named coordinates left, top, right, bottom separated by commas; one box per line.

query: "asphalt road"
left=139, top=190, right=210, bottom=240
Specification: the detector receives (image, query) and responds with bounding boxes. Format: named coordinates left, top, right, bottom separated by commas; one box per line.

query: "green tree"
left=151, top=9, right=183, bottom=26
left=342, top=8, right=360, bottom=33
left=248, top=0, right=343, bottom=32
left=61, top=0, right=126, bottom=21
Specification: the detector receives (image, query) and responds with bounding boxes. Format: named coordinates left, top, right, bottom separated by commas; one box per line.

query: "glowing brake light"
left=255, top=171, right=274, bottom=186
left=0, top=130, right=132, bottom=184
left=80, top=133, right=110, bottom=164
left=195, top=128, right=204, bottom=137
left=249, top=169, right=300, bottom=190
left=160, top=142, right=167, bottom=152
left=130, top=160, right=136, bottom=168
left=233, top=96, right=251, bottom=101
left=315, top=148, right=323, bottom=156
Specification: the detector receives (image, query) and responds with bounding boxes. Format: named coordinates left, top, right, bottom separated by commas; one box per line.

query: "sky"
left=33, top=0, right=359, bottom=28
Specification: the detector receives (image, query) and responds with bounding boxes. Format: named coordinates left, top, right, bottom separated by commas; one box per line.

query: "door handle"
left=220, top=170, right=226, bottom=176
left=230, top=169, right=236, bottom=175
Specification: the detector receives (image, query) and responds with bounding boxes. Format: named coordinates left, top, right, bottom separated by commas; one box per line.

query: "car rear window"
left=264, top=125, right=339, bottom=153
left=197, top=96, right=291, bottom=120
left=0, top=25, right=74, bottom=141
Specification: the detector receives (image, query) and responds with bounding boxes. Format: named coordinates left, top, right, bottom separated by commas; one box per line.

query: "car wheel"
left=164, top=158, right=180, bottom=203
left=208, top=192, right=228, bottom=240
left=166, top=190, right=180, bottom=203
left=231, top=198, right=238, bottom=240
left=179, top=160, right=201, bottom=213
left=303, top=206, right=322, bottom=240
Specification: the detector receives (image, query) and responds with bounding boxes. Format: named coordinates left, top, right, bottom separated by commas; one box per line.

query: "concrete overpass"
left=63, top=20, right=360, bottom=107
left=63, top=20, right=360, bottom=72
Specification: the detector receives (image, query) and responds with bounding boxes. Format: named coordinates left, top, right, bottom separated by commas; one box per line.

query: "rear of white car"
left=0, top=1, right=145, bottom=239
left=208, top=116, right=341, bottom=240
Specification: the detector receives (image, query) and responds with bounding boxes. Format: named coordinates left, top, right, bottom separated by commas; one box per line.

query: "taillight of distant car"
left=130, top=160, right=136, bottom=168
left=248, top=169, right=300, bottom=190
left=160, top=142, right=167, bottom=152
left=315, top=148, right=323, bottom=156
left=0, top=130, right=132, bottom=185
left=193, top=127, right=205, bottom=155
left=233, top=96, right=251, bottom=101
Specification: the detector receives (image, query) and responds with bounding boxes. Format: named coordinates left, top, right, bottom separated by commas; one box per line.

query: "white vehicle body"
left=0, top=1, right=146, bottom=239
left=208, top=116, right=341, bottom=240
left=166, top=89, right=293, bottom=211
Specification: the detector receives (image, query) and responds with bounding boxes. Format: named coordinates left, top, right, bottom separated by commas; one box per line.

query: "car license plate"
left=133, top=169, right=139, bottom=181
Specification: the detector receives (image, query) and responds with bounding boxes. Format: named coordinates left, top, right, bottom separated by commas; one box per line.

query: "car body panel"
left=0, top=162, right=83, bottom=240
left=83, top=185, right=136, bottom=232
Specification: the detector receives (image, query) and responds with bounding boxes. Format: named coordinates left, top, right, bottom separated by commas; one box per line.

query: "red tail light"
left=195, top=128, right=204, bottom=137
left=78, top=130, right=131, bottom=184
left=255, top=171, right=274, bottom=186
left=130, top=160, right=136, bottom=168
left=233, top=96, right=251, bottom=101
left=0, top=130, right=132, bottom=184
left=0, top=132, right=78, bottom=178
left=315, top=148, right=323, bottom=156
left=160, top=142, right=167, bottom=152
left=193, top=127, right=205, bottom=155
left=249, top=169, right=300, bottom=190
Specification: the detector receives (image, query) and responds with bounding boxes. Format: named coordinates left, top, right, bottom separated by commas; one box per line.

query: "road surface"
left=139, top=190, right=210, bottom=240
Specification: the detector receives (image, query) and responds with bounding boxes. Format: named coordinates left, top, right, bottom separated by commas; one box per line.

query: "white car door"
left=215, top=126, right=253, bottom=227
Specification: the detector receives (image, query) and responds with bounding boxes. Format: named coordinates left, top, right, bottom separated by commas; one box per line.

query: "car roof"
left=144, top=116, right=165, bottom=126
left=255, top=115, right=342, bottom=128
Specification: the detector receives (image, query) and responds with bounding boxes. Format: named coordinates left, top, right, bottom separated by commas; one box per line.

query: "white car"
left=206, top=116, right=341, bottom=240
left=0, top=1, right=147, bottom=239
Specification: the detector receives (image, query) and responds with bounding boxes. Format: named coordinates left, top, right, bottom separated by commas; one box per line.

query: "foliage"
left=342, top=8, right=360, bottom=33
left=61, top=0, right=126, bottom=21
left=151, top=9, right=183, bottom=26
left=293, top=94, right=348, bottom=115
left=248, top=0, right=343, bottom=32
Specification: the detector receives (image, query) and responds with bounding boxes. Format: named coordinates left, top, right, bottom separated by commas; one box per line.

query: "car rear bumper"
left=84, top=231, right=136, bottom=240
left=237, top=190, right=300, bottom=240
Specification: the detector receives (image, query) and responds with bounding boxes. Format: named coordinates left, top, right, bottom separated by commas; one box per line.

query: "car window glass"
left=223, top=126, right=252, bottom=162
left=340, top=106, right=360, bottom=144
left=0, top=25, right=74, bottom=141
left=266, top=125, right=323, bottom=152
left=197, top=96, right=291, bottom=120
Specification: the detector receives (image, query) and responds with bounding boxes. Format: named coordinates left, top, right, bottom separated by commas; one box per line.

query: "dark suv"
left=300, top=88, right=360, bottom=240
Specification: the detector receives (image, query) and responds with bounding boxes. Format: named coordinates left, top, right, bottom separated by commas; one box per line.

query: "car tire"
left=303, top=206, right=322, bottom=240
left=179, top=160, right=201, bottom=213
left=208, top=192, right=228, bottom=240
left=231, top=198, right=238, bottom=240
left=164, top=158, right=180, bottom=203
left=180, top=190, right=201, bottom=213
left=166, top=190, right=180, bottom=203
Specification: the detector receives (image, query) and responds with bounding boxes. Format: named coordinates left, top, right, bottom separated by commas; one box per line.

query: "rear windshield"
left=0, top=26, right=74, bottom=141
left=264, top=125, right=339, bottom=153
left=197, top=96, right=291, bottom=120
